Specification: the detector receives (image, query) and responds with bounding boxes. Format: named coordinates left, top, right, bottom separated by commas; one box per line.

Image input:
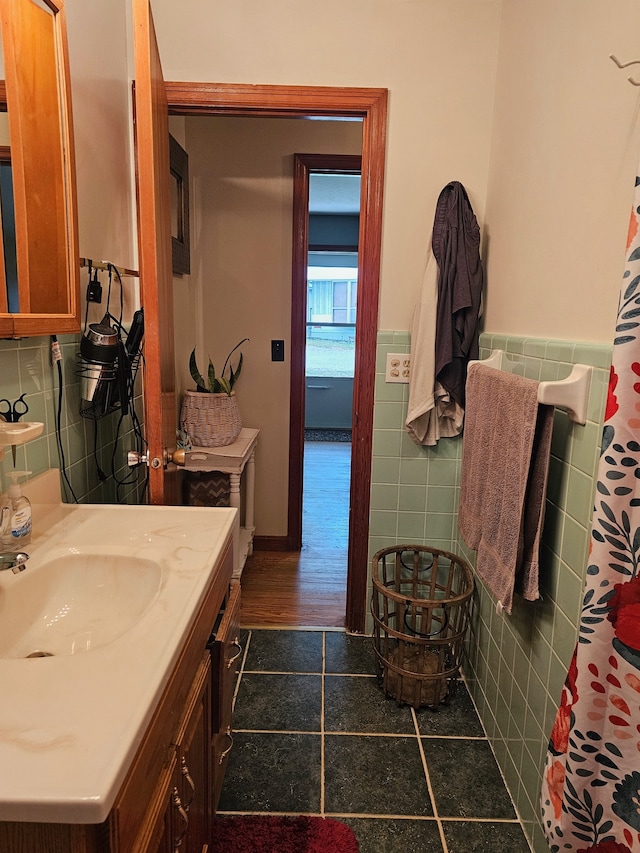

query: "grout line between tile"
left=327, top=812, right=441, bottom=821
left=435, top=816, right=528, bottom=824
left=412, top=707, right=449, bottom=853
left=243, top=669, right=337, bottom=675
left=216, top=808, right=528, bottom=824
left=234, top=728, right=322, bottom=735
left=232, top=728, right=489, bottom=738
left=419, top=733, right=487, bottom=740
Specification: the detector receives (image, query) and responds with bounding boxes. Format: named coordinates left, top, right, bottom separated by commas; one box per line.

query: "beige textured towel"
left=406, top=245, right=465, bottom=446
left=458, top=364, right=554, bottom=614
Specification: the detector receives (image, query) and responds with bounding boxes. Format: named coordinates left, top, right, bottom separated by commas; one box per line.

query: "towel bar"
left=470, top=349, right=593, bottom=425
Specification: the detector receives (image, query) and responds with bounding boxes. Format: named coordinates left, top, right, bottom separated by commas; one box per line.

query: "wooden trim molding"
left=289, top=154, right=309, bottom=553
left=165, top=82, right=387, bottom=634
left=253, top=535, right=292, bottom=552
left=165, top=82, right=387, bottom=119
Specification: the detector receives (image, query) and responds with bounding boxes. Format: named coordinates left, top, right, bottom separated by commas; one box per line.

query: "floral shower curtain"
left=541, top=174, right=640, bottom=853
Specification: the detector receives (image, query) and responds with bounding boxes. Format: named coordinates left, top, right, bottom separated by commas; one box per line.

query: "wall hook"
left=609, top=54, right=640, bottom=87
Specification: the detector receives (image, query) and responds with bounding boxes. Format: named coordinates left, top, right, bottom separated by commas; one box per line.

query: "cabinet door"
left=133, top=657, right=211, bottom=853
left=124, top=753, right=177, bottom=853
left=211, top=583, right=242, bottom=808
left=167, top=655, right=211, bottom=853
left=177, top=680, right=210, bottom=850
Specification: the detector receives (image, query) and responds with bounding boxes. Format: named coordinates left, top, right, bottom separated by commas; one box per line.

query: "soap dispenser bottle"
left=0, top=498, right=10, bottom=548
left=1, top=471, right=32, bottom=549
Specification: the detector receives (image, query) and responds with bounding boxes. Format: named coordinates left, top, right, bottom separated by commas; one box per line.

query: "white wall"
left=149, top=0, right=503, bottom=332
left=184, top=116, right=362, bottom=535
left=149, top=0, right=640, bottom=345
left=483, top=0, right=640, bottom=343
left=64, top=0, right=640, bottom=347
left=66, top=0, right=138, bottom=317
left=168, top=115, right=201, bottom=401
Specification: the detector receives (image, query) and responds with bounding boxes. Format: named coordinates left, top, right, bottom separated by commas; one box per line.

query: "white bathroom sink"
left=0, top=552, right=162, bottom=658
left=0, top=469, right=239, bottom=824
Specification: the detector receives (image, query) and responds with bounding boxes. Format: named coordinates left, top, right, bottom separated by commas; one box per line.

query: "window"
left=306, top=263, right=357, bottom=378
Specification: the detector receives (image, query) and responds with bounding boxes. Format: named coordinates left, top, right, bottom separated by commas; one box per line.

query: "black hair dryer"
left=79, top=314, right=119, bottom=405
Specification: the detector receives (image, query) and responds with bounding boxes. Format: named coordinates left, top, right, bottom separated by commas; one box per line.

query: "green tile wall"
left=371, top=331, right=463, bottom=556
left=0, top=334, right=144, bottom=503
left=369, top=330, right=611, bottom=853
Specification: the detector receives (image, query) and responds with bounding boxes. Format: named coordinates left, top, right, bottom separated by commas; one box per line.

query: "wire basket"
left=76, top=352, right=142, bottom=420
left=76, top=354, right=119, bottom=419
left=371, top=545, right=474, bottom=709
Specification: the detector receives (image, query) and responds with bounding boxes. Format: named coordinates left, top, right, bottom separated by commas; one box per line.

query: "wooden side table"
left=185, top=427, right=259, bottom=579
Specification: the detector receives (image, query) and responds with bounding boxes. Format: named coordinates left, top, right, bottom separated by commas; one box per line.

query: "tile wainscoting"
left=369, top=330, right=611, bottom=851
left=0, top=334, right=144, bottom=503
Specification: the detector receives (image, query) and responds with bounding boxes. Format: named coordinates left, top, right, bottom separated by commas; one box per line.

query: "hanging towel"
left=406, top=182, right=483, bottom=446
left=458, top=363, right=554, bottom=614
left=406, top=245, right=438, bottom=444
left=406, top=181, right=482, bottom=446
left=406, top=244, right=465, bottom=444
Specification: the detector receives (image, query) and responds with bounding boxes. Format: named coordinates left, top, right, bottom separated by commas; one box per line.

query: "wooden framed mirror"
left=0, top=0, right=80, bottom=338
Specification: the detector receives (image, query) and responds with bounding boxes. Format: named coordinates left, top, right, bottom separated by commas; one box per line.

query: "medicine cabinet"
left=0, top=0, right=80, bottom=339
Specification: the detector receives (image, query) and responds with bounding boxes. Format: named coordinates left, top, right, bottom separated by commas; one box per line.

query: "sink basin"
left=0, top=552, right=162, bottom=659
left=0, top=470, right=239, bottom=824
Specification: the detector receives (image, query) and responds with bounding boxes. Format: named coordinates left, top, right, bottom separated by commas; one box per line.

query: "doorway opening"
left=302, top=167, right=360, bottom=619
left=166, top=84, right=387, bottom=633
left=305, top=169, right=359, bottom=440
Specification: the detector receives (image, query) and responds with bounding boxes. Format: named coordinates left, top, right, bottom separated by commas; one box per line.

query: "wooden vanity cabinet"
left=111, top=538, right=235, bottom=853
left=0, top=535, right=238, bottom=853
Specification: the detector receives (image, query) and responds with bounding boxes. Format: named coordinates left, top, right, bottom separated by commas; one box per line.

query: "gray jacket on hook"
left=432, top=181, right=484, bottom=409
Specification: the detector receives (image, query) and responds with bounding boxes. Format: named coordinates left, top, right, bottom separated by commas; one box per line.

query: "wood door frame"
left=133, top=0, right=178, bottom=506
left=164, top=83, right=387, bottom=634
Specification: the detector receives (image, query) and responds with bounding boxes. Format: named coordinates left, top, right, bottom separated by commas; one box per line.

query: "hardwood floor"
left=240, top=440, right=350, bottom=628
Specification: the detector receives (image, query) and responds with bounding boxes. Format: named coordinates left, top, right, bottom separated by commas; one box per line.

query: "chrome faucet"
left=0, top=551, right=29, bottom=573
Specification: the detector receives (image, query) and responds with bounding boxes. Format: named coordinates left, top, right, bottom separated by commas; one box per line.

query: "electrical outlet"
left=385, top=353, right=411, bottom=383
left=86, top=279, right=102, bottom=303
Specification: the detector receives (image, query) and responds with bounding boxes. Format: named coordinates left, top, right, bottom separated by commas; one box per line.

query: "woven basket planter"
left=180, top=390, right=242, bottom=447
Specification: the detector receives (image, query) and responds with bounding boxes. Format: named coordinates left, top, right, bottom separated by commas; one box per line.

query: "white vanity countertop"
left=0, top=473, right=237, bottom=824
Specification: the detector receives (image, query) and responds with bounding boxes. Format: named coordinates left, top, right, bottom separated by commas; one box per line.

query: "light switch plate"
left=271, top=339, right=285, bottom=362
left=385, top=353, right=411, bottom=383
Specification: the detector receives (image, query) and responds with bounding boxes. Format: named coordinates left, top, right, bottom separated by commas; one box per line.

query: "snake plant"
left=189, top=338, right=249, bottom=395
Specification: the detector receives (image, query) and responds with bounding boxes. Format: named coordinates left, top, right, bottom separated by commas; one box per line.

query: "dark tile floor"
left=218, top=629, right=533, bottom=853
